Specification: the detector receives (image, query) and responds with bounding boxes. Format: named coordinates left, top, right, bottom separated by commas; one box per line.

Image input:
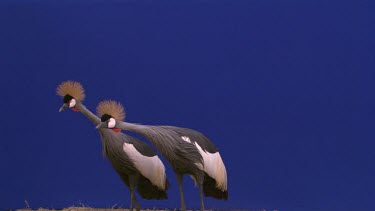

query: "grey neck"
left=117, top=121, right=148, bottom=131
left=75, top=103, right=101, bottom=125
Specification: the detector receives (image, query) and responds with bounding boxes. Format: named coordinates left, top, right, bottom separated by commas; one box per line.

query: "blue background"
left=0, top=1, right=374, bottom=211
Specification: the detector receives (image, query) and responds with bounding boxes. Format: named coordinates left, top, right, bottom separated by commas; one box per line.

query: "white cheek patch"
left=123, top=143, right=167, bottom=190
left=181, top=136, right=227, bottom=191
left=69, top=98, right=76, bottom=108
left=108, top=118, right=116, bottom=128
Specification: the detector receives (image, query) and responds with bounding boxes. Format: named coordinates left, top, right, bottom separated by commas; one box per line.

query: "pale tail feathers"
left=181, top=136, right=227, bottom=191
left=213, top=152, right=227, bottom=191
left=123, top=143, right=167, bottom=190
left=97, top=100, right=125, bottom=121
left=56, top=80, right=85, bottom=101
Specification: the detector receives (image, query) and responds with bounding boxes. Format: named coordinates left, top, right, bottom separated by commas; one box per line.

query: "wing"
left=161, top=126, right=227, bottom=193
left=116, top=121, right=204, bottom=177
left=123, top=142, right=168, bottom=191
left=180, top=136, right=227, bottom=192
left=161, top=126, right=218, bottom=153
left=125, top=134, right=157, bottom=157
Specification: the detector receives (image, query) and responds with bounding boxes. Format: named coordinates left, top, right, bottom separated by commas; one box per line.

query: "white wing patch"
left=123, top=143, right=167, bottom=190
left=181, top=136, right=227, bottom=191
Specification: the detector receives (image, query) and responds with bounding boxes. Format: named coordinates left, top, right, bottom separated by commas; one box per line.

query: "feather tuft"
left=56, top=80, right=85, bottom=101
left=97, top=100, right=125, bottom=121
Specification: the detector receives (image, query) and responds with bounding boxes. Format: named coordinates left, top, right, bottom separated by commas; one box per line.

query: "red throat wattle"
left=71, top=107, right=79, bottom=112
left=112, top=128, right=121, bottom=133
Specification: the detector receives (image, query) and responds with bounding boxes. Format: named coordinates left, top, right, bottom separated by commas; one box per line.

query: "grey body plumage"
left=160, top=126, right=228, bottom=200
left=65, top=102, right=169, bottom=210
left=117, top=122, right=204, bottom=176
left=161, top=126, right=219, bottom=153
left=106, top=120, right=228, bottom=211
left=57, top=81, right=169, bottom=210
left=98, top=128, right=168, bottom=201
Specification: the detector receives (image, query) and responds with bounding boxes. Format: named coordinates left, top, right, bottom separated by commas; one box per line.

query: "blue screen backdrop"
left=0, top=1, right=374, bottom=211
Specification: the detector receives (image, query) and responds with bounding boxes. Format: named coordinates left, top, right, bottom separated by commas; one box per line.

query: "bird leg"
left=129, top=189, right=134, bottom=211
left=199, top=183, right=205, bottom=211
left=129, top=194, right=133, bottom=211
left=133, top=195, right=141, bottom=211
left=176, top=173, right=186, bottom=211
left=129, top=175, right=140, bottom=211
left=130, top=191, right=140, bottom=211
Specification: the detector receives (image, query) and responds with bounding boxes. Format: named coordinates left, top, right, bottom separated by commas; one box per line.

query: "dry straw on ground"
left=16, top=207, right=200, bottom=211
left=16, top=208, right=183, bottom=211
left=16, top=208, right=277, bottom=211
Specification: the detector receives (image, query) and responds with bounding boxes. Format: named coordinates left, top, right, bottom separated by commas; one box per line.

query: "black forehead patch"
left=63, top=94, right=74, bottom=103
left=101, top=114, right=113, bottom=122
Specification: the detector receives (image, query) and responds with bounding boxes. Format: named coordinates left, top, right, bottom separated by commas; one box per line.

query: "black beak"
left=96, top=122, right=106, bottom=129
left=59, top=104, right=68, bottom=112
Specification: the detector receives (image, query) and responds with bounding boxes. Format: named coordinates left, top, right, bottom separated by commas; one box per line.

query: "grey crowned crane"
left=96, top=100, right=228, bottom=211
left=56, top=81, right=169, bottom=211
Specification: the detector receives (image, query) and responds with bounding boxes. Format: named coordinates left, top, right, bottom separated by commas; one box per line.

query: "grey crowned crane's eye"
left=62, top=94, right=76, bottom=108
left=100, top=114, right=116, bottom=128
left=63, top=94, right=74, bottom=104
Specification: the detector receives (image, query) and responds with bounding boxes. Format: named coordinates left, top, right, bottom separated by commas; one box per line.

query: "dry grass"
left=16, top=207, right=202, bottom=211
left=15, top=208, right=276, bottom=211
left=15, top=202, right=274, bottom=211
left=16, top=208, right=181, bottom=211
